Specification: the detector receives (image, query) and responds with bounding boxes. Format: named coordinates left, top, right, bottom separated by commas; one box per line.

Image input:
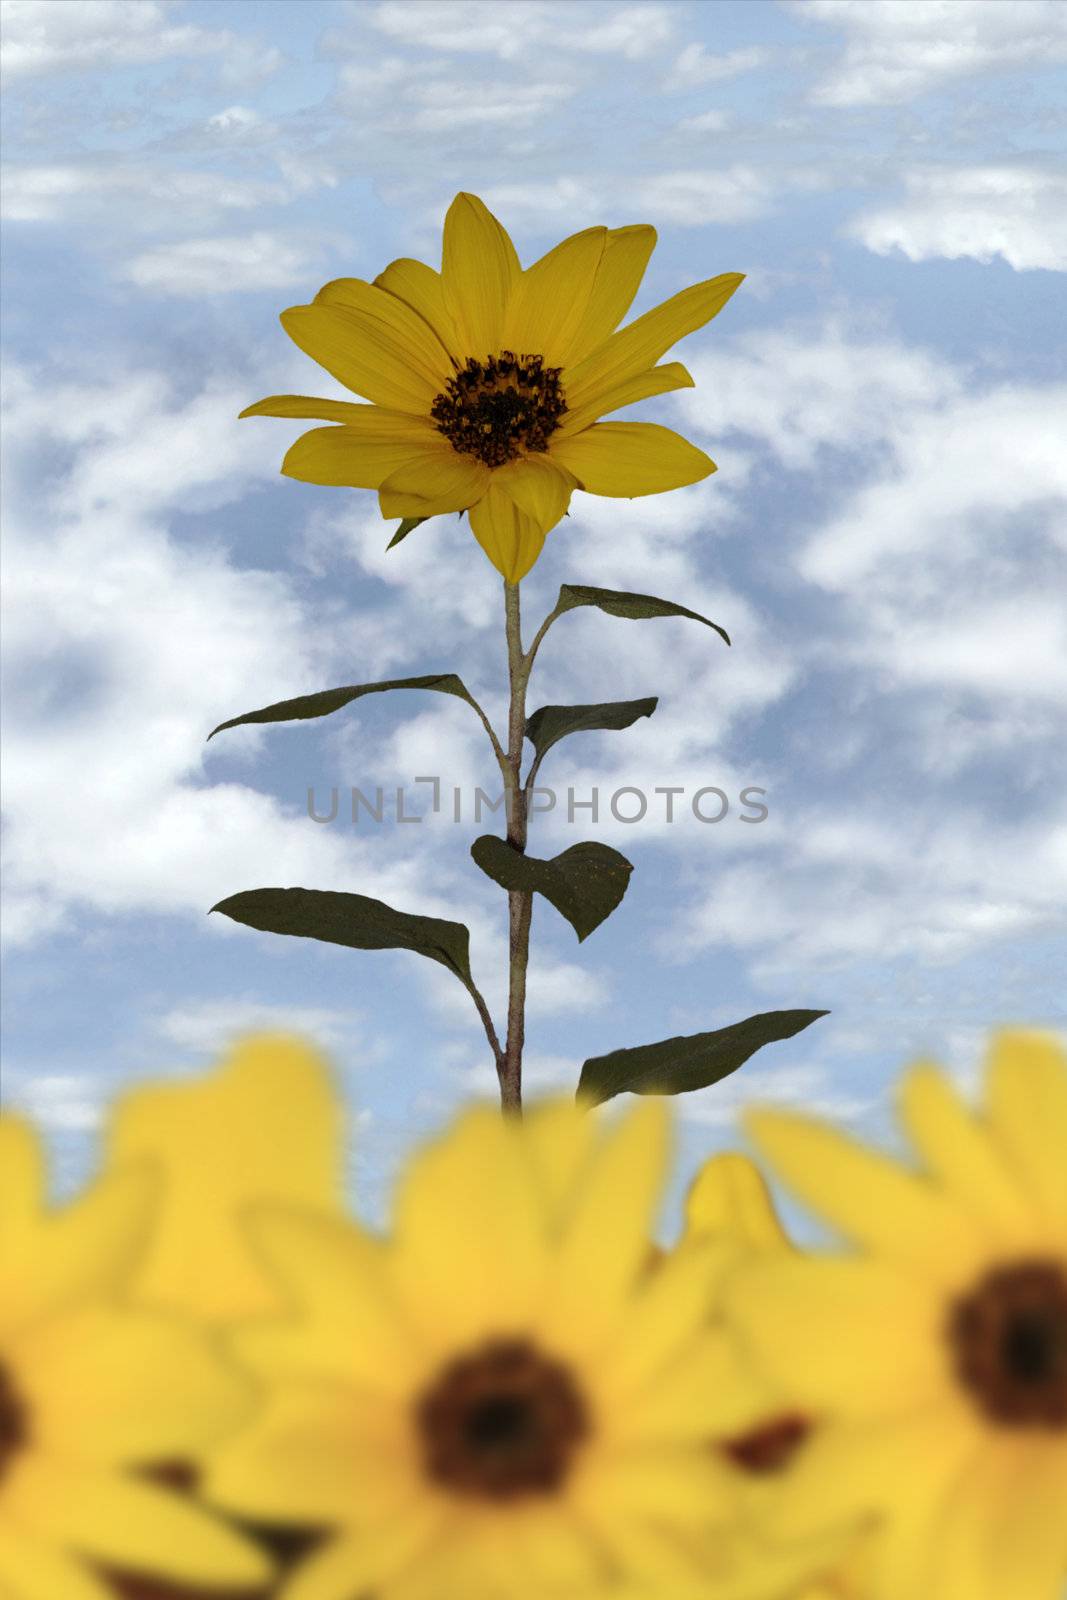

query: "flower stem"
left=500, top=579, right=532, bottom=1115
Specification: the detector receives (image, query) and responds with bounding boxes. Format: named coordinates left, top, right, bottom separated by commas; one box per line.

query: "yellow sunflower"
left=726, top=1030, right=1067, bottom=1600
left=680, top=1154, right=870, bottom=1600
left=205, top=1098, right=768, bottom=1600
left=241, top=191, right=743, bottom=582
left=0, top=1116, right=271, bottom=1600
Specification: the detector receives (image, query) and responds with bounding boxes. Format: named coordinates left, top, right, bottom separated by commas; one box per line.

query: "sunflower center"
left=721, top=1412, right=811, bottom=1475
left=0, top=1361, right=28, bottom=1485
left=949, top=1258, right=1067, bottom=1428
left=415, top=1337, right=589, bottom=1501
left=430, top=351, right=567, bottom=468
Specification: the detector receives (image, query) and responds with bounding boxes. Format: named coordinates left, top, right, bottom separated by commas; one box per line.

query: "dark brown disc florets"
left=415, top=1337, right=589, bottom=1501
left=0, top=1362, right=28, bottom=1486
left=949, top=1258, right=1067, bottom=1428
left=430, top=351, right=567, bottom=468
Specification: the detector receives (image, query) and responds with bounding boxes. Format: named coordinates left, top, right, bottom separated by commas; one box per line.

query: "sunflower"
left=107, top=1033, right=345, bottom=1324
left=205, top=1098, right=768, bottom=1600
left=0, top=1116, right=271, bottom=1600
left=681, top=1154, right=870, bottom=1600
left=241, top=192, right=743, bottom=582
left=726, top=1030, right=1067, bottom=1600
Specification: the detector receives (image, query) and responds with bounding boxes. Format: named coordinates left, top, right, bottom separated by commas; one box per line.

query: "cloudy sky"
left=3, top=0, right=1066, bottom=1227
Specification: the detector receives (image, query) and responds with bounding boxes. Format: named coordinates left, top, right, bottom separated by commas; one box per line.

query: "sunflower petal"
left=492, top=453, right=575, bottom=534
left=986, top=1030, right=1067, bottom=1228
left=8, top=1461, right=271, bottom=1587
left=313, top=276, right=453, bottom=380
left=14, top=1304, right=253, bottom=1464
left=467, top=479, right=549, bottom=582
left=549, top=421, right=715, bottom=497
left=556, top=360, right=694, bottom=438
left=502, top=226, right=607, bottom=368
left=0, top=1528, right=113, bottom=1600
left=442, top=192, right=521, bottom=358
left=375, top=256, right=462, bottom=359
left=745, top=1107, right=985, bottom=1273
left=564, top=224, right=657, bottom=367
left=240, top=394, right=378, bottom=422
left=283, top=426, right=440, bottom=489
left=378, top=451, right=490, bottom=518
left=684, top=1151, right=791, bottom=1252
left=281, top=302, right=442, bottom=414
left=565, top=271, right=743, bottom=414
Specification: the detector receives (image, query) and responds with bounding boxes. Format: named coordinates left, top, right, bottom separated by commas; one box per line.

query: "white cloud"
left=663, top=42, right=768, bottom=90
left=4, top=1074, right=103, bottom=1131
left=0, top=0, right=281, bottom=83
left=155, top=999, right=365, bottom=1054
left=404, top=78, right=574, bottom=132
left=122, top=231, right=322, bottom=296
left=629, top=167, right=781, bottom=226
left=847, top=165, right=1067, bottom=273
left=365, top=1, right=674, bottom=61
left=1, top=163, right=292, bottom=226
left=791, top=0, right=1067, bottom=107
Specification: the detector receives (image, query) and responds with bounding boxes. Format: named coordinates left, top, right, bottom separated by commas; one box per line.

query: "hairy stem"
left=500, top=580, right=532, bottom=1114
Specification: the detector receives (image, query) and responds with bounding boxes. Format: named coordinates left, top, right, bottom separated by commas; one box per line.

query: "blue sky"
left=2, top=0, right=1066, bottom=1230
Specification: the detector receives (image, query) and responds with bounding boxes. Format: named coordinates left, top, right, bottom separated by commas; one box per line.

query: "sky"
left=2, top=0, right=1066, bottom=1231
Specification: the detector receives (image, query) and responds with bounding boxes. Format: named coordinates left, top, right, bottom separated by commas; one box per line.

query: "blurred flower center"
left=721, top=1412, right=811, bottom=1474
left=949, top=1258, right=1067, bottom=1427
left=414, top=1337, right=589, bottom=1500
left=0, top=1361, right=28, bottom=1484
left=430, top=351, right=567, bottom=468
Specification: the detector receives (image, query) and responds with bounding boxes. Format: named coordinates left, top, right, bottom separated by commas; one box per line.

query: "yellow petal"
left=491, top=453, right=575, bottom=534
left=502, top=226, right=607, bottom=368
left=984, top=1441, right=1067, bottom=1600
left=391, top=1104, right=551, bottom=1348
left=0, top=1120, right=153, bottom=1335
left=378, top=450, right=490, bottom=518
left=603, top=1238, right=736, bottom=1398
left=7, top=1459, right=272, bottom=1588
left=234, top=1209, right=426, bottom=1393
left=900, top=1064, right=1035, bottom=1246
left=614, top=1326, right=771, bottom=1440
left=538, top=1100, right=670, bottom=1360
left=314, top=275, right=453, bottom=381
left=986, top=1030, right=1067, bottom=1229
left=207, top=1381, right=412, bottom=1524
left=565, top=271, right=743, bottom=414
left=467, top=479, right=549, bottom=582
left=563, top=224, right=657, bottom=368
left=0, top=1528, right=114, bottom=1600
left=441, top=192, right=521, bottom=358
left=240, top=394, right=382, bottom=422
left=522, top=1098, right=598, bottom=1223
left=14, top=1304, right=253, bottom=1464
left=108, top=1034, right=345, bottom=1322
left=549, top=421, right=715, bottom=497
left=555, top=360, right=694, bottom=439
left=281, top=301, right=442, bottom=415
left=282, top=425, right=438, bottom=488
left=281, top=1514, right=446, bottom=1600
left=726, top=1255, right=946, bottom=1417
left=745, top=1107, right=985, bottom=1277
left=374, top=256, right=462, bottom=359
left=683, top=1151, right=791, bottom=1252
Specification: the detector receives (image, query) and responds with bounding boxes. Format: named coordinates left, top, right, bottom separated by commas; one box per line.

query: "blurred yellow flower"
left=242, top=191, right=743, bottom=582
left=107, top=1033, right=345, bottom=1323
left=0, top=1117, right=271, bottom=1600
left=727, top=1030, right=1067, bottom=1600
left=681, top=1154, right=867, bottom=1600
left=205, top=1098, right=765, bottom=1600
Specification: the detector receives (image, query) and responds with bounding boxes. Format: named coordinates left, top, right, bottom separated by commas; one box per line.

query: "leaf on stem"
left=577, top=1009, right=829, bottom=1105
left=471, top=837, right=633, bottom=942
left=525, top=698, right=657, bottom=763
left=209, top=674, right=477, bottom=740
left=211, top=887, right=473, bottom=984
left=554, top=584, right=730, bottom=646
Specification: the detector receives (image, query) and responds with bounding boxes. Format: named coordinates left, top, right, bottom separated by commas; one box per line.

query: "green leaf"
left=555, top=584, right=730, bottom=646
left=471, top=837, right=633, bottom=942
left=211, top=887, right=473, bottom=984
left=209, top=674, right=477, bottom=740
left=577, top=1009, right=829, bottom=1105
left=386, top=515, right=428, bottom=550
left=525, top=697, right=657, bottom=763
